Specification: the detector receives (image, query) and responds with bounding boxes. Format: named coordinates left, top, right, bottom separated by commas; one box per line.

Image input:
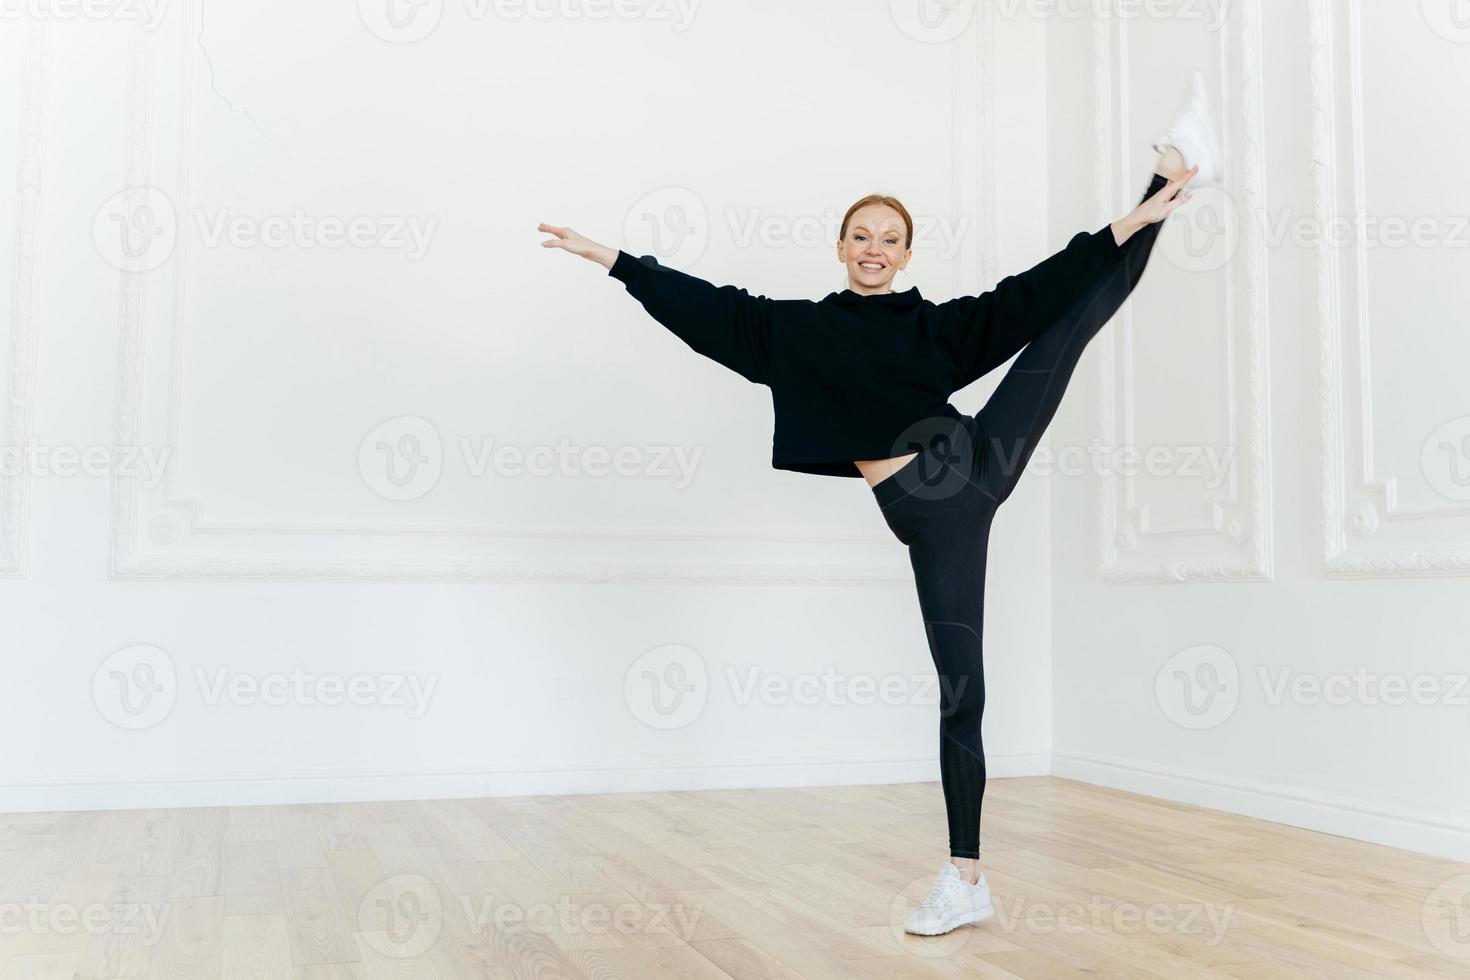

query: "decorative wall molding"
left=972, top=0, right=1000, bottom=290
left=1312, top=0, right=1470, bottom=576
left=106, top=2, right=1002, bottom=585
left=1094, top=1, right=1274, bottom=583
left=1, top=20, right=47, bottom=578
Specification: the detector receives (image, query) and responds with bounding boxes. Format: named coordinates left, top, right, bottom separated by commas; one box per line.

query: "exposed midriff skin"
left=855, top=453, right=919, bottom=488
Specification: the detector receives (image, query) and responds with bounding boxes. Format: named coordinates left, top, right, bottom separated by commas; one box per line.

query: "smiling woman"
left=537, top=65, right=1218, bottom=941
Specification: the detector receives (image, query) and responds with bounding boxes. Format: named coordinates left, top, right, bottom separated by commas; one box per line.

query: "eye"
left=885, top=238, right=898, bottom=245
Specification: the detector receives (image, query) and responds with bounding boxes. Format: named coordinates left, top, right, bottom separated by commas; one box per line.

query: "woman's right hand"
left=538, top=223, right=618, bottom=270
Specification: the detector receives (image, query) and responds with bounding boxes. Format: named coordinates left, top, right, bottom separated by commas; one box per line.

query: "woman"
left=540, top=71, right=1221, bottom=938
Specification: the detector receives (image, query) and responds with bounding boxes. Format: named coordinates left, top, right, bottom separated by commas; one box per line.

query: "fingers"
left=1161, top=191, right=1193, bottom=219
left=538, top=223, right=579, bottom=252
left=1168, top=165, right=1199, bottom=197
left=1153, top=165, right=1199, bottom=203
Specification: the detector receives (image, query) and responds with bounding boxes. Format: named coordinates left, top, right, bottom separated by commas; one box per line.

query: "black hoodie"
left=607, top=220, right=1130, bottom=478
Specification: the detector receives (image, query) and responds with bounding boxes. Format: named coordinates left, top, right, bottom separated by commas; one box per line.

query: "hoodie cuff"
left=1095, top=223, right=1125, bottom=262
left=608, top=249, right=642, bottom=283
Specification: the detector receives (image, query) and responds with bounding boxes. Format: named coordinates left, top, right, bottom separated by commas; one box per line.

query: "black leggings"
left=871, top=172, right=1169, bottom=859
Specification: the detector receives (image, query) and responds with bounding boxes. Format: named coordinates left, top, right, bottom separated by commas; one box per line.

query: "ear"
left=898, top=247, right=913, bottom=270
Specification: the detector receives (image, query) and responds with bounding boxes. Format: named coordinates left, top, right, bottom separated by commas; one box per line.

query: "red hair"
left=839, top=195, right=914, bottom=250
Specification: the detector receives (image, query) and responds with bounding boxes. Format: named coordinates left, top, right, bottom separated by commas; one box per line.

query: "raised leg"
left=958, top=155, right=1184, bottom=382
left=973, top=171, right=1172, bottom=506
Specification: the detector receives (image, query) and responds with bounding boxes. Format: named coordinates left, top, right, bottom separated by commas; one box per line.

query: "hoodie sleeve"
left=608, top=250, right=775, bottom=386
left=931, top=224, right=1126, bottom=392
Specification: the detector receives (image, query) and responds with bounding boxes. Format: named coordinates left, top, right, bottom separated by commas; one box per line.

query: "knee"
left=925, top=620, right=986, bottom=731
left=938, top=671, right=986, bottom=733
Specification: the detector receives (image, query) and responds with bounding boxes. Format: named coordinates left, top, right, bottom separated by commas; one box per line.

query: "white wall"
left=1046, top=0, right=1470, bottom=861
left=0, top=2, right=1057, bottom=810
left=24, top=1, right=1454, bottom=869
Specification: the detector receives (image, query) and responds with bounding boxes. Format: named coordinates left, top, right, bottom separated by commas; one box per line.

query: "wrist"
left=1111, top=211, right=1145, bottom=247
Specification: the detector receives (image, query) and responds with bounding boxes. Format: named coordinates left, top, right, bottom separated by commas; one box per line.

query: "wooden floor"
left=0, top=777, right=1466, bottom=979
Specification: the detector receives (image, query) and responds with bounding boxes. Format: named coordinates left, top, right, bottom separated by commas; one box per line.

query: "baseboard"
left=1053, top=751, right=1470, bottom=863
left=9, top=752, right=1460, bottom=864
left=0, top=752, right=1053, bottom=813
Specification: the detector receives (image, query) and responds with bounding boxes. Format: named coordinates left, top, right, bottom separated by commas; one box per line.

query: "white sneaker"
left=904, top=864, right=996, bottom=936
left=1151, top=69, right=1223, bottom=188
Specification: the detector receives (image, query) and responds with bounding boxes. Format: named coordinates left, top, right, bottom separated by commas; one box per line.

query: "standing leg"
left=905, top=504, right=993, bottom=866
left=893, top=484, right=1004, bottom=936
left=974, top=171, right=1173, bottom=506
left=873, top=454, right=996, bottom=871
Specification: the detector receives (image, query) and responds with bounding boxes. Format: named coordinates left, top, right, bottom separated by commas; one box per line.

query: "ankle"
left=1155, top=144, right=1188, bottom=180
left=948, top=856, right=981, bottom=885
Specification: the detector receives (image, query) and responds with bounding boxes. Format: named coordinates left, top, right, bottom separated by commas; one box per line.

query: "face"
left=837, top=203, right=912, bottom=295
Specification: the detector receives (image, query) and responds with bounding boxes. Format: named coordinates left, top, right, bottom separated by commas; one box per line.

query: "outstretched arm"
left=935, top=167, right=1195, bottom=391
left=539, top=223, right=774, bottom=386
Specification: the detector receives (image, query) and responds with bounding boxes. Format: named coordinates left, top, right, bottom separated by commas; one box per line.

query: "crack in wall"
left=197, top=0, right=265, bottom=136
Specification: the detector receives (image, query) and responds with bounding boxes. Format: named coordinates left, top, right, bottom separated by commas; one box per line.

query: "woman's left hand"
left=1137, top=166, right=1197, bottom=223
left=1111, top=165, right=1196, bottom=246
